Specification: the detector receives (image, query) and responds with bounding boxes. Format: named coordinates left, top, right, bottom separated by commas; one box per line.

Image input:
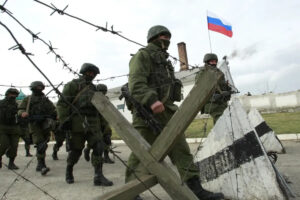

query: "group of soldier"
left=0, top=25, right=232, bottom=200
left=0, top=78, right=115, bottom=181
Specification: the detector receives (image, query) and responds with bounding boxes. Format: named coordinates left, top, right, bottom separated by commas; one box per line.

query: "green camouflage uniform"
left=195, top=64, right=231, bottom=124
left=0, top=97, right=21, bottom=166
left=125, top=42, right=199, bottom=183
left=57, top=69, right=112, bottom=186
left=18, top=93, right=56, bottom=162
left=57, top=76, right=103, bottom=166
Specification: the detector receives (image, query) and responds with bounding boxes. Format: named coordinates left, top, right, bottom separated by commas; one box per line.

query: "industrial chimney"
left=177, top=42, right=189, bottom=71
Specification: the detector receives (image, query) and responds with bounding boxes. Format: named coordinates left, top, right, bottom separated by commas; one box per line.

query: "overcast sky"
left=1, top=0, right=300, bottom=99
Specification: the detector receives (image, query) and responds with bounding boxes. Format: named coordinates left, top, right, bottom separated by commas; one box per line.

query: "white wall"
left=110, top=85, right=300, bottom=122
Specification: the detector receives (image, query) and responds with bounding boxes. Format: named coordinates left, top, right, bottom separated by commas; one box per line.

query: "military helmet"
left=203, top=53, right=218, bottom=63
left=30, top=81, right=45, bottom=90
left=79, top=63, right=100, bottom=75
left=96, top=84, right=108, bottom=95
left=5, top=88, right=19, bottom=96
left=147, top=25, right=171, bottom=43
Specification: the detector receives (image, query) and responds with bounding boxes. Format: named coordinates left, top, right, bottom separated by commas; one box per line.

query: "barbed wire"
left=33, top=0, right=199, bottom=70
left=1, top=157, right=34, bottom=200
left=0, top=3, right=80, bottom=76
left=1, top=160, right=58, bottom=200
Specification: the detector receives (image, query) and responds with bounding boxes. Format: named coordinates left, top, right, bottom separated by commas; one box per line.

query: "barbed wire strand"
left=33, top=0, right=199, bottom=69
left=1, top=161, right=58, bottom=200
left=0, top=4, right=79, bottom=76
left=1, top=157, right=35, bottom=200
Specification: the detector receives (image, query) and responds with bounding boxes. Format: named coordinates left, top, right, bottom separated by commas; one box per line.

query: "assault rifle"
left=119, top=84, right=163, bottom=135
left=17, top=115, right=55, bottom=126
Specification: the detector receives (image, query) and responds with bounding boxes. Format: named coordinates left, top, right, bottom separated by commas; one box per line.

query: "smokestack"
left=177, top=42, right=189, bottom=71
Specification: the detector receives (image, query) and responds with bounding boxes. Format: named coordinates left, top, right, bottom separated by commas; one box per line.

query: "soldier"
left=125, top=25, right=224, bottom=200
left=0, top=88, right=21, bottom=170
left=56, top=63, right=113, bottom=186
left=18, top=81, right=57, bottom=175
left=195, top=53, right=232, bottom=124
left=52, top=120, right=66, bottom=160
left=83, top=83, right=114, bottom=164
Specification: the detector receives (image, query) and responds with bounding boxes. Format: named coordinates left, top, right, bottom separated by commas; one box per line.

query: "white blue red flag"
left=207, top=11, right=233, bottom=37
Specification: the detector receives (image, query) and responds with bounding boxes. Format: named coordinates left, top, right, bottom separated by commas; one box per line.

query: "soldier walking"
left=57, top=63, right=113, bottom=186
left=0, top=88, right=21, bottom=170
left=125, top=25, right=224, bottom=200
left=195, top=54, right=232, bottom=124
left=18, top=81, right=57, bottom=175
left=84, top=84, right=114, bottom=164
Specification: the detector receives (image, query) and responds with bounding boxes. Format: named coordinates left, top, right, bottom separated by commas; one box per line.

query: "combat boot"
left=83, top=148, right=90, bottom=162
left=186, top=176, right=224, bottom=200
left=8, top=157, right=19, bottom=170
left=103, top=150, right=114, bottom=164
left=25, top=145, right=32, bottom=157
left=36, top=159, right=43, bottom=171
left=52, top=144, right=59, bottom=160
left=52, top=150, right=58, bottom=160
left=40, top=158, right=50, bottom=176
left=94, top=163, right=113, bottom=186
left=26, top=150, right=33, bottom=157
left=66, top=164, right=74, bottom=184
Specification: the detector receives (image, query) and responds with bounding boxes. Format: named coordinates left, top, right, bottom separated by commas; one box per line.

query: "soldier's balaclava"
left=32, top=87, right=44, bottom=95
left=151, top=36, right=170, bottom=50
left=84, top=71, right=96, bottom=83
left=206, top=60, right=217, bottom=67
left=6, top=93, right=17, bottom=101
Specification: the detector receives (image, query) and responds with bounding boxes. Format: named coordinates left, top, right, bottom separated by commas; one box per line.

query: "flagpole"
left=206, top=10, right=213, bottom=53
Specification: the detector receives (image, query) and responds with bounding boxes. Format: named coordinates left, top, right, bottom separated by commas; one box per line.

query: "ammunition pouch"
left=170, top=79, right=182, bottom=102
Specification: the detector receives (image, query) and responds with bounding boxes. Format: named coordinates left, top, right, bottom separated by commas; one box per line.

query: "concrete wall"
left=110, top=88, right=300, bottom=122
left=239, top=90, right=300, bottom=113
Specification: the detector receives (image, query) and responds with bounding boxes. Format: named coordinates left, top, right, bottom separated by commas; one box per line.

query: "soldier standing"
left=56, top=63, right=113, bottom=186
left=0, top=88, right=21, bottom=170
left=18, top=81, right=57, bottom=175
left=125, top=25, right=224, bottom=200
left=83, top=83, right=114, bottom=164
left=195, top=54, right=232, bottom=124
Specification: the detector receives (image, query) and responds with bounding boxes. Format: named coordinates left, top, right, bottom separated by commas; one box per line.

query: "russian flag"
left=207, top=11, right=233, bottom=38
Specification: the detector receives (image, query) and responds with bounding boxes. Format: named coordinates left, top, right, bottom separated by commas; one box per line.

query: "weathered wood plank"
left=151, top=68, right=223, bottom=161
left=91, top=93, right=199, bottom=200
left=97, top=175, right=157, bottom=200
